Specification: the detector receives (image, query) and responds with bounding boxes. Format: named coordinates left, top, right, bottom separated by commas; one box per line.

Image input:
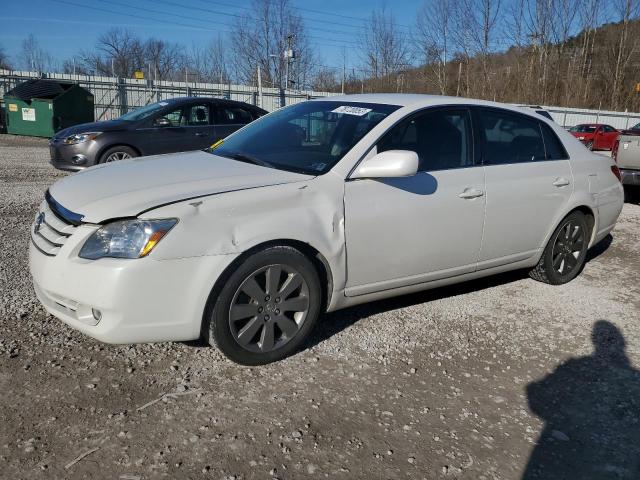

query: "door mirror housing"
left=351, top=150, right=419, bottom=179
left=154, top=117, right=171, bottom=127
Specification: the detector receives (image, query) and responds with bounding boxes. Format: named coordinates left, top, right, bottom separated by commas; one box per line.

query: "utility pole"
left=257, top=65, right=263, bottom=108
left=284, top=34, right=295, bottom=90
left=341, top=46, right=346, bottom=94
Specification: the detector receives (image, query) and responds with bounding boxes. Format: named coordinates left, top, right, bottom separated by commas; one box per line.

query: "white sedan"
left=29, top=94, right=624, bottom=364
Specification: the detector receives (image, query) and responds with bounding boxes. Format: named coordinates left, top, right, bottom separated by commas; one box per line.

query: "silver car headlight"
left=79, top=219, right=178, bottom=260
left=63, top=132, right=102, bottom=145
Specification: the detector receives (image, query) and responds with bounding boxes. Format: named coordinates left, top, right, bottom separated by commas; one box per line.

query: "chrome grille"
left=31, top=199, right=78, bottom=256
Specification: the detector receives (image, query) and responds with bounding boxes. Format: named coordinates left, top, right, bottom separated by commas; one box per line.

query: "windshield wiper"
left=224, top=152, right=274, bottom=169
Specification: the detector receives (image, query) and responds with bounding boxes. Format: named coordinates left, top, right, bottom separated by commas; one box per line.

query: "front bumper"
left=29, top=229, right=238, bottom=344
left=621, top=168, right=640, bottom=186
left=48, top=138, right=100, bottom=171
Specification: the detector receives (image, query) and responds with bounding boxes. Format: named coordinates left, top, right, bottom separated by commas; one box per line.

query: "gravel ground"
left=1, top=134, right=639, bottom=480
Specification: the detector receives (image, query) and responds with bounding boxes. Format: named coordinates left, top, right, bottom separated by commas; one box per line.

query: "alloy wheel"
left=551, top=220, right=586, bottom=277
left=105, top=151, right=132, bottom=162
left=228, top=264, right=310, bottom=353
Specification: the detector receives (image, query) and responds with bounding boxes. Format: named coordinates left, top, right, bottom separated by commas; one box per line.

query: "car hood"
left=570, top=131, right=593, bottom=138
left=48, top=150, right=313, bottom=223
left=54, top=119, right=130, bottom=138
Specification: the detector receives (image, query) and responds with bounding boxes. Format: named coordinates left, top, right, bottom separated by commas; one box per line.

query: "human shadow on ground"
left=523, top=320, right=640, bottom=480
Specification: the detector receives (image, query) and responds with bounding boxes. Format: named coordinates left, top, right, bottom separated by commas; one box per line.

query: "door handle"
left=552, top=177, right=570, bottom=187
left=195, top=132, right=206, bottom=137
left=458, top=188, right=485, bottom=199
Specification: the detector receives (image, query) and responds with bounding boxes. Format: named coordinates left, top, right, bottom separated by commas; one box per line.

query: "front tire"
left=529, top=211, right=590, bottom=285
left=585, top=140, right=594, bottom=151
left=99, top=145, right=137, bottom=163
left=205, top=246, right=322, bottom=365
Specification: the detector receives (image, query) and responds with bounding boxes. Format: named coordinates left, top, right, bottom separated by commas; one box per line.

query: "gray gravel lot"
left=1, top=134, right=639, bottom=479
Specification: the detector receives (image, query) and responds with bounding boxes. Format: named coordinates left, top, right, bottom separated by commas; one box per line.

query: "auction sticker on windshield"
left=331, top=106, right=372, bottom=116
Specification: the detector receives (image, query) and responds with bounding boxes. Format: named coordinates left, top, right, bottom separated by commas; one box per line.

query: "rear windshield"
left=208, top=101, right=400, bottom=175
left=570, top=125, right=596, bottom=133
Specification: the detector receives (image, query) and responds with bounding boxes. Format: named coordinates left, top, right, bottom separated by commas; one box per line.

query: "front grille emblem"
left=34, top=212, right=45, bottom=234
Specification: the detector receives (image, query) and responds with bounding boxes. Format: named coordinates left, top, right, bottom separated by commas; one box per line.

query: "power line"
left=189, top=0, right=369, bottom=31
left=125, top=0, right=363, bottom=45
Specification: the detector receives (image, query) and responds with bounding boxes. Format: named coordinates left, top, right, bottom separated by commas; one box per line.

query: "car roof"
left=161, top=96, right=263, bottom=110
left=312, top=94, right=551, bottom=119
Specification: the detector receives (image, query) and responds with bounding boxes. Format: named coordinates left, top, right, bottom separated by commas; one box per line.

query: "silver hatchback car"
left=30, top=94, right=624, bottom=364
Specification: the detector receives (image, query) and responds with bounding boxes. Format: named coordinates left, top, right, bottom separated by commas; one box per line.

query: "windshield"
left=570, top=125, right=596, bottom=133
left=119, top=101, right=172, bottom=121
left=208, top=101, right=401, bottom=175
left=631, top=122, right=640, bottom=130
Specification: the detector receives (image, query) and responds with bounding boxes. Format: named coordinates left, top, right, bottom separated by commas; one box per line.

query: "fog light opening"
left=92, top=308, right=102, bottom=322
left=72, top=155, right=87, bottom=165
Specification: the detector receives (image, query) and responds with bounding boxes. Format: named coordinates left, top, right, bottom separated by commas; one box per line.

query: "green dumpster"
left=3, top=79, right=94, bottom=137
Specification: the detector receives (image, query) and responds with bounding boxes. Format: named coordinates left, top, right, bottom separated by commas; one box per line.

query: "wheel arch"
left=534, top=203, right=597, bottom=266
left=96, top=143, right=141, bottom=163
left=571, top=205, right=596, bottom=243
left=201, top=239, right=334, bottom=337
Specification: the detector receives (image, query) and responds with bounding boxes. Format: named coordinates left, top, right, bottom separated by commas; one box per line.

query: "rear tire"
left=205, top=246, right=322, bottom=365
left=99, top=145, right=137, bottom=163
left=529, top=211, right=590, bottom=285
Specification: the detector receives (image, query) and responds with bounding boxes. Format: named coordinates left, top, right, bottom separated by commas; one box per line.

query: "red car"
left=569, top=123, right=619, bottom=151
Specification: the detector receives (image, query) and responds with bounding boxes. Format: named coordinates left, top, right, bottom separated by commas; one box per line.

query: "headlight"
left=63, top=132, right=102, bottom=145
left=578, top=136, right=585, bottom=140
left=79, top=219, right=178, bottom=260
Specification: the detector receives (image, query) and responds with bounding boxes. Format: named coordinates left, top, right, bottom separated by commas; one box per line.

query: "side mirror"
left=154, top=117, right=171, bottom=127
left=351, top=150, right=419, bottom=179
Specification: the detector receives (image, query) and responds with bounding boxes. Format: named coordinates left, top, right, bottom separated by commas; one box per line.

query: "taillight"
left=612, top=139, right=619, bottom=162
left=611, top=165, right=622, bottom=182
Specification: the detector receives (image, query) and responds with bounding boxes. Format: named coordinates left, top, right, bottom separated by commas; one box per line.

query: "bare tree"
left=461, top=0, right=502, bottom=97
left=77, top=29, right=186, bottom=80
left=231, top=0, right=315, bottom=89
left=502, top=0, right=528, bottom=102
left=577, top=0, right=599, bottom=104
left=145, top=38, right=184, bottom=80
left=610, top=0, right=639, bottom=109
left=79, top=28, right=144, bottom=77
left=312, top=67, right=339, bottom=91
left=21, top=34, right=54, bottom=71
left=361, top=6, right=412, bottom=88
left=415, top=0, right=454, bottom=94
left=0, top=44, right=11, bottom=70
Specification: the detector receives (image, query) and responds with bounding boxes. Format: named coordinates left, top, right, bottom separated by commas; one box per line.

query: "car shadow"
left=305, top=236, right=613, bottom=352
left=585, top=233, right=612, bottom=263
left=184, top=236, right=614, bottom=354
left=306, top=268, right=528, bottom=351
left=522, top=320, right=640, bottom=479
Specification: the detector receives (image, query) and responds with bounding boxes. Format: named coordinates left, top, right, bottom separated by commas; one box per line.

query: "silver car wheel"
left=105, top=151, right=132, bottom=162
left=228, top=264, right=310, bottom=353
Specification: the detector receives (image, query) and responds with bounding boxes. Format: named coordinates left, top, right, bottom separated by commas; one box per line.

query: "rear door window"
left=187, top=104, right=211, bottom=126
left=478, top=109, right=546, bottom=164
left=540, top=124, right=569, bottom=160
left=215, top=106, right=254, bottom=125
